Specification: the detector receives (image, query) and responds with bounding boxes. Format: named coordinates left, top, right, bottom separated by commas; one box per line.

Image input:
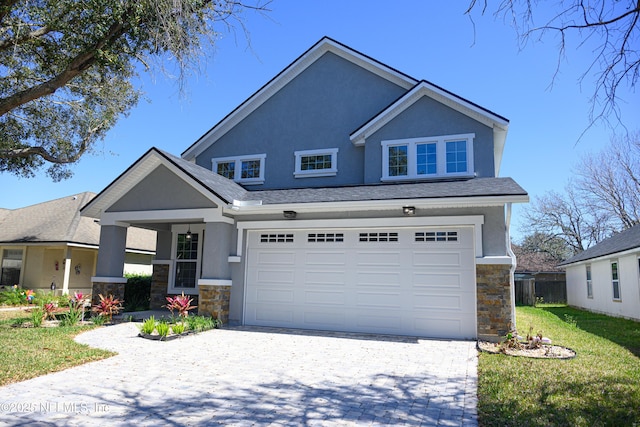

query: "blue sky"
left=1, top=1, right=638, bottom=241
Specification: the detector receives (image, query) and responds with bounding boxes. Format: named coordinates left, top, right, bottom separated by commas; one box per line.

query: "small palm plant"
left=164, top=292, right=197, bottom=318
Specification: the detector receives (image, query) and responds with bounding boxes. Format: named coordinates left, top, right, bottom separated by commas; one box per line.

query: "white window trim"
left=169, top=224, right=204, bottom=295
left=586, top=264, right=593, bottom=299
left=294, top=148, right=338, bottom=178
left=212, top=153, right=266, bottom=185
left=381, top=133, right=475, bottom=182
left=611, top=260, right=621, bottom=301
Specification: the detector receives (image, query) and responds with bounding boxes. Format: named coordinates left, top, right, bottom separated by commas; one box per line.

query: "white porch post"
left=62, top=246, right=72, bottom=295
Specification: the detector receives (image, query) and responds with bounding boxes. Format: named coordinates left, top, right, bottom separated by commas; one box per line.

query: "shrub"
left=30, top=307, right=44, bottom=327
left=171, top=322, right=185, bottom=335
left=90, top=315, right=106, bottom=326
left=124, top=274, right=151, bottom=312
left=156, top=321, right=170, bottom=338
left=141, top=316, right=156, bottom=334
left=42, top=303, right=57, bottom=320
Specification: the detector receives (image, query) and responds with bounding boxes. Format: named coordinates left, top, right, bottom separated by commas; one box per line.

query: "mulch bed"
left=478, top=341, right=576, bottom=359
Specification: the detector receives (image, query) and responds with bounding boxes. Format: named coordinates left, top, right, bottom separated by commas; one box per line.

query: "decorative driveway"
left=0, top=324, right=478, bottom=426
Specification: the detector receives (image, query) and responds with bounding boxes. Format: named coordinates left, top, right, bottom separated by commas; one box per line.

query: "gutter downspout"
left=505, top=202, right=517, bottom=331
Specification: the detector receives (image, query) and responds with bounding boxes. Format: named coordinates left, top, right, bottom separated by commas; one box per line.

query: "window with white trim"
left=611, top=261, right=621, bottom=301
left=586, top=264, right=593, bottom=299
left=174, top=233, right=199, bottom=289
left=212, top=154, right=266, bottom=184
left=294, top=148, right=338, bottom=178
left=381, top=133, right=474, bottom=181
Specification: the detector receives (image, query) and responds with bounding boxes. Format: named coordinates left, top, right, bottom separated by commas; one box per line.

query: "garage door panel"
left=304, top=270, right=345, bottom=286
left=256, top=251, right=296, bottom=265
left=356, top=271, right=401, bottom=286
left=412, top=317, right=469, bottom=339
left=304, top=251, right=346, bottom=265
left=412, top=251, right=463, bottom=267
left=413, top=272, right=467, bottom=288
left=356, top=313, right=403, bottom=331
left=355, top=251, right=401, bottom=266
left=356, top=291, right=402, bottom=308
left=256, top=269, right=295, bottom=284
left=255, top=288, right=295, bottom=303
left=304, top=290, right=346, bottom=305
left=303, top=310, right=346, bottom=327
left=253, top=306, right=294, bottom=324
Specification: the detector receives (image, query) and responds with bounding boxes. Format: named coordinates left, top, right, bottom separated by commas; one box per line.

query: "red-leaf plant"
left=164, top=292, right=197, bottom=318
left=92, top=294, right=123, bottom=322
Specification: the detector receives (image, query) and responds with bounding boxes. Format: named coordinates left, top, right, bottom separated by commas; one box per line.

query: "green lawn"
left=478, top=305, right=640, bottom=426
left=0, top=310, right=114, bottom=386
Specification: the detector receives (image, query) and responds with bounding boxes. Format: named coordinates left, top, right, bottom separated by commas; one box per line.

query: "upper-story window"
left=381, top=133, right=475, bottom=181
left=294, top=148, right=338, bottom=178
left=212, top=154, right=266, bottom=185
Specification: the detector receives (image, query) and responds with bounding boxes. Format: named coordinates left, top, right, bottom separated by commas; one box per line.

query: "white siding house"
left=561, top=224, right=640, bottom=321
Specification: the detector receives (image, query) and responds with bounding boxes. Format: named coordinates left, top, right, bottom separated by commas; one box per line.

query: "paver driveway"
left=0, top=324, right=478, bottom=426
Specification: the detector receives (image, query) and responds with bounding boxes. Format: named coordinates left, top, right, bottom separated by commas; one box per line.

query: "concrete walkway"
left=0, top=324, right=478, bottom=426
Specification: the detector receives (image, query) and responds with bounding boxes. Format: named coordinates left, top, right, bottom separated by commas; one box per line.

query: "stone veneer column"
left=149, top=262, right=170, bottom=310
left=198, top=281, right=231, bottom=324
left=476, top=264, right=513, bottom=341
left=90, top=278, right=127, bottom=306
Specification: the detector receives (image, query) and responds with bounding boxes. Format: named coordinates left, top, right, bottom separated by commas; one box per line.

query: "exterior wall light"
left=283, top=210, right=297, bottom=219
left=403, top=206, right=416, bottom=216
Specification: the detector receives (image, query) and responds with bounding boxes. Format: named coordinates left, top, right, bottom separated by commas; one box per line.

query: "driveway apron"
left=0, top=324, right=478, bottom=426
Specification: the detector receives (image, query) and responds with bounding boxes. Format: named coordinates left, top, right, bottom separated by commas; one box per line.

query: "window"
left=381, top=133, right=475, bottom=181
left=308, top=233, right=344, bottom=242
left=1, top=249, right=23, bottom=286
left=586, top=264, right=593, bottom=299
left=415, top=231, right=458, bottom=242
left=212, top=154, right=266, bottom=184
left=611, top=261, right=621, bottom=300
left=260, top=233, right=294, bottom=243
left=359, top=232, right=398, bottom=242
left=174, top=233, right=199, bottom=289
left=294, top=148, right=338, bottom=177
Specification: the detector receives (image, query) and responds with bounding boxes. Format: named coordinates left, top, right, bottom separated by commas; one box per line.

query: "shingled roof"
left=0, top=193, right=155, bottom=252
left=560, top=223, right=640, bottom=266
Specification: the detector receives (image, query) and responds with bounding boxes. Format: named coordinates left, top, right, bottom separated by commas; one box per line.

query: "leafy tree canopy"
left=0, top=0, right=268, bottom=180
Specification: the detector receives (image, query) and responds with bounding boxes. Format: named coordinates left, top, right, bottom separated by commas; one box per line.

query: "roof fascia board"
left=100, top=208, right=235, bottom=226
left=181, top=37, right=418, bottom=161
left=81, top=149, right=228, bottom=219
left=226, top=194, right=529, bottom=215
left=560, top=246, right=640, bottom=267
left=351, top=81, right=509, bottom=147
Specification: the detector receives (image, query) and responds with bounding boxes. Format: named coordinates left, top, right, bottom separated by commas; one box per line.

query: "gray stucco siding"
left=363, top=96, right=495, bottom=184
left=194, top=52, right=407, bottom=189
left=107, top=165, right=218, bottom=212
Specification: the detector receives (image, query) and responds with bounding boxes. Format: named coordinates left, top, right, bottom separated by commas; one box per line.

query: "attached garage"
left=244, top=226, right=477, bottom=339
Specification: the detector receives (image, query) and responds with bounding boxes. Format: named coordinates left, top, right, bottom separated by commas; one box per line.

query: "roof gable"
left=81, top=148, right=247, bottom=218
left=560, top=223, right=640, bottom=265
left=350, top=81, right=509, bottom=175
left=181, top=37, right=418, bottom=161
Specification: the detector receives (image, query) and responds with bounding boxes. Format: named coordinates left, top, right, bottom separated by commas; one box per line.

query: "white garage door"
left=244, top=227, right=476, bottom=339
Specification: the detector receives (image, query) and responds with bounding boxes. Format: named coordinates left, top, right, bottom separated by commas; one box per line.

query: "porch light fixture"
left=403, top=206, right=416, bottom=216
left=186, top=225, right=192, bottom=239
left=283, top=210, right=297, bottom=219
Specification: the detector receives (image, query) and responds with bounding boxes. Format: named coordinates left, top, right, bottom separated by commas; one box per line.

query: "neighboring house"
left=560, top=224, right=640, bottom=321
left=81, top=37, right=528, bottom=340
left=0, top=193, right=156, bottom=296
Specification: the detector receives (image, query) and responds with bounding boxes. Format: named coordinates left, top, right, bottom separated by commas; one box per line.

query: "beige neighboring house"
left=0, top=192, right=156, bottom=296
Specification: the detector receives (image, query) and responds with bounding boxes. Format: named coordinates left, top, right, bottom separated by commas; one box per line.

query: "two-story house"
left=82, top=37, right=528, bottom=340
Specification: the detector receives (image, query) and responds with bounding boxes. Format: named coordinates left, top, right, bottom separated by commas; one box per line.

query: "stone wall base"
left=150, top=263, right=169, bottom=309
left=199, top=284, right=231, bottom=324
left=476, top=264, right=513, bottom=342
left=91, top=281, right=126, bottom=307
